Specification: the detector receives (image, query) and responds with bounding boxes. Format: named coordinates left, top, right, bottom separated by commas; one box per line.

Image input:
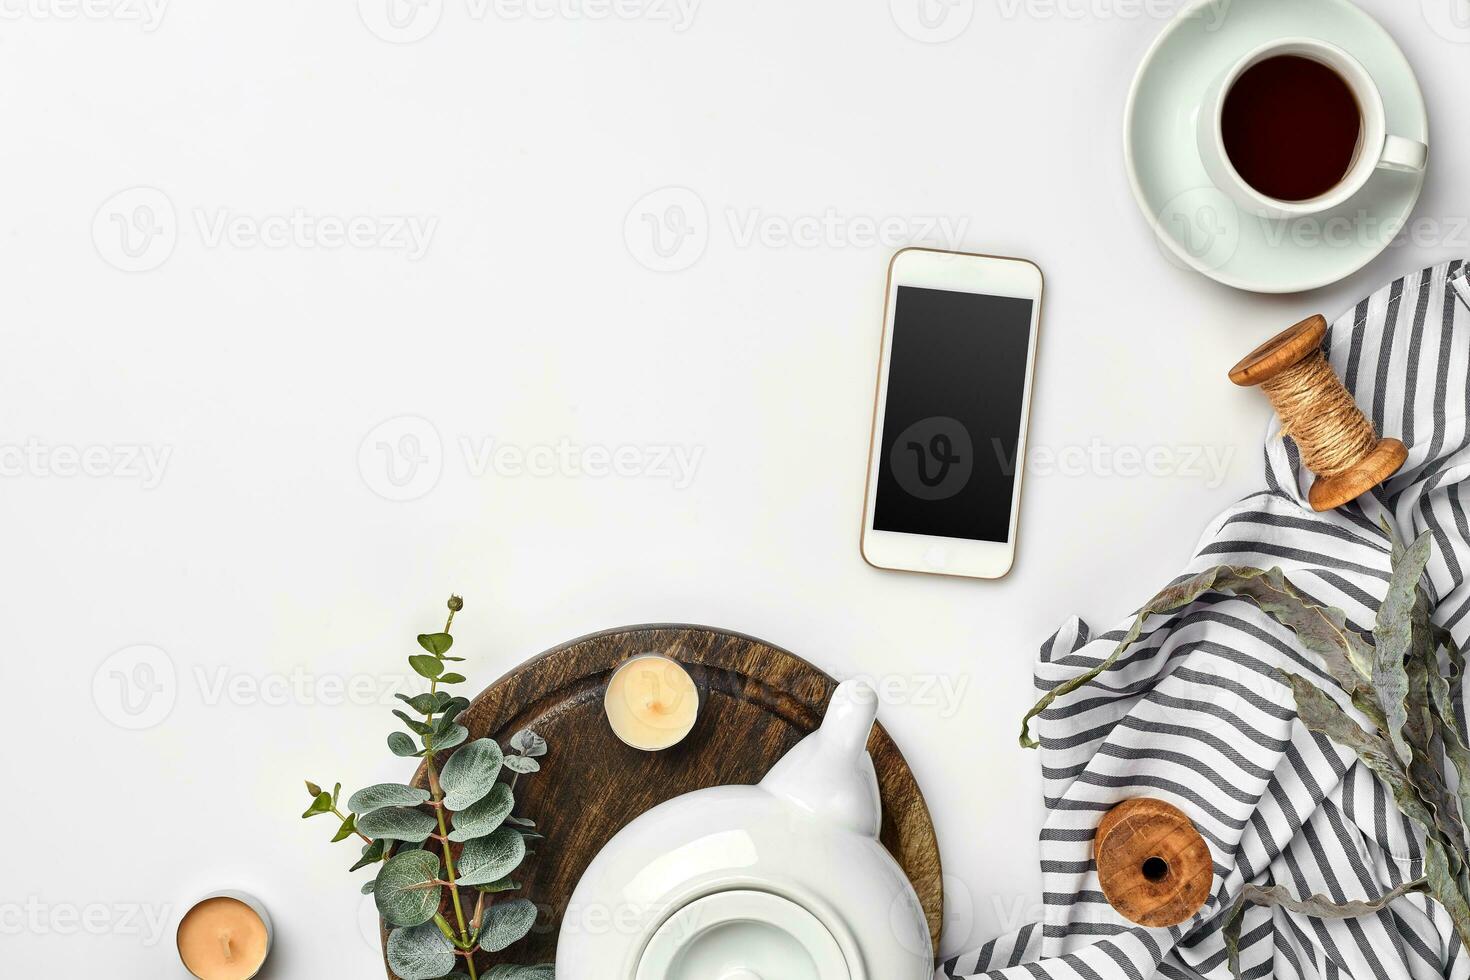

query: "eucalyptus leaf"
left=1406, top=584, right=1468, bottom=863
left=440, top=696, right=471, bottom=724
left=456, top=827, right=526, bottom=886
left=511, top=729, right=548, bottom=757
left=1401, top=647, right=1465, bottom=869
left=394, top=710, right=434, bottom=736
left=361, top=877, right=377, bottom=895
left=477, top=898, right=538, bottom=952
left=1426, top=637, right=1470, bottom=846
left=374, top=850, right=443, bottom=928
left=348, top=783, right=431, bottom=815
left=358, top=806, right=437, bottom=844
left=302, top=791, right=333, bottom=819
left=504, top=815, right=536, bottom=828
left=396, top=692, right=440, bottom=715
left=475, top=878, right=522, bottom=894
left=1374, top=529, right=1433, bottom=768
left=430, top=724, right=469, bottom=754
left=439, top=672, right=466, bottom=684
left=1222, top=569, right=1376, bottom=708
left=1425, top=835, right=1470, bottom=953
left=409, top=655, right=444, bottom=680
left=417, top=632, right=454, bottom=655
left=441, top=739, right=505, bottom=811
left=450, top=782, right=515, bottom=843
left=386, top=921, right=457, bottom=980
left=484, top=966, right=554, bottom=980
left=388, top=731, right=420, bottom=757
left=1279, top=671, right=1438, bottom=834
left=332, top=813, right=358, bottom=843
left=349, top=838, right=386, bottom=872
left=502, top=755, right=541, bottom=775
left=1223, top=878, right=1429, bottom=979
left=332, top=782, right=342, bottom=806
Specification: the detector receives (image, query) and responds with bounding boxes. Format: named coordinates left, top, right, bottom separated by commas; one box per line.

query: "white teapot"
left=556, top=680, right=934, bottom=980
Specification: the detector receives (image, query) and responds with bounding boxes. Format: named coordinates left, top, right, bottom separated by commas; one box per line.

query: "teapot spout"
left=820, top=678, right=882, bottom=752
left=760, top=680, right=883, bottom=838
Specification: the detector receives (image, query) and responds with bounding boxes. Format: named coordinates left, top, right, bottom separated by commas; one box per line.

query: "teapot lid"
left=635, top=891, right=852, bottom=980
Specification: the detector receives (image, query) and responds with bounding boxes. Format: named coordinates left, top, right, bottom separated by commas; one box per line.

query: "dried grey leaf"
left=1223, top=878, right=1428, bottom=979
left=1373, top=530, right=1433, bottom=767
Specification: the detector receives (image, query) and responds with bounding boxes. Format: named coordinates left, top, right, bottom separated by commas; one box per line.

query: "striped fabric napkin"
left=944, top=261, right=1470, bottom=980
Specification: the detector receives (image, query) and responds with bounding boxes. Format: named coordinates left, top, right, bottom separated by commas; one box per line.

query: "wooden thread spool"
left=1095, top=798, right=1211, bottom=927
left=1229, top=314, right=1407, bottom=512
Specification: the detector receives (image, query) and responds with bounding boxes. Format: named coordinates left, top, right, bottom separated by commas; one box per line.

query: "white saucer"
left=1124, top=0, right=1428, bottom=294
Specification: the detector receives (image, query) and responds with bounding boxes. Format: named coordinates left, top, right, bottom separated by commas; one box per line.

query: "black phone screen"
left=872, top=285, right=1034, bottom=543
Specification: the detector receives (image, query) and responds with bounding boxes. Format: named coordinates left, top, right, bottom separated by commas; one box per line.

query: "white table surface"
left=5, top=0, right=1469, bottom=974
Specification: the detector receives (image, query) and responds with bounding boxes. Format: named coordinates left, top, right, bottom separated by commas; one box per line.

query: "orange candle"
left=177, top=893, right=272, bottom=980
left=604, top=653, right=700, bottom=751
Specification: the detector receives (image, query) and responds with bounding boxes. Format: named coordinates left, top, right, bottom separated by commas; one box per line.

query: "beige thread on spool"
left=1230, top=315, right=1407, bottom=512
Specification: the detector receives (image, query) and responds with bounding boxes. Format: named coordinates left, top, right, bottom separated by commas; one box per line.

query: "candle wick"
left=220, top=930, right=234, bottom=962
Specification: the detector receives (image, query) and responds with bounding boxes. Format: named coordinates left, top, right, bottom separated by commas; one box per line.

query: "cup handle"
left=1379, top=135, right=1428, bottom=174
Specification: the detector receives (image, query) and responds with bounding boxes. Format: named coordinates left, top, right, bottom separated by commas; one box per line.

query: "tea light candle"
left=176, top=892, right=273, bottom=980
left=604, top=653, right=700, bottom=751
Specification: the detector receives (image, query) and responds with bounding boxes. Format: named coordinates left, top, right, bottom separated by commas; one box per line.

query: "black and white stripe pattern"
left=942, top=261, right=1470, bottom=980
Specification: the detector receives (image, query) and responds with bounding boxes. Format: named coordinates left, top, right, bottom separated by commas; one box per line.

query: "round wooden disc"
left=1229, top=314, right=1328, bottom=386
left=1308, top=437, right=1409, bottom=511
left=385, top=624, right=943, bottom=976
left=1095, top=798, right=1211, bottom=928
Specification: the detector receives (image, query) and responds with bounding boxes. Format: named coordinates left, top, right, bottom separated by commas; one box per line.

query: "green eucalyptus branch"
left=297, top=595, right=553, bottom=980
left=424, top=719, right=477, bottom=978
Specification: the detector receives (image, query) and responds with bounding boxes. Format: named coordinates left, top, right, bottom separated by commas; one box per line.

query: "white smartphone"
left=860, top=247, right=1044, bottom=580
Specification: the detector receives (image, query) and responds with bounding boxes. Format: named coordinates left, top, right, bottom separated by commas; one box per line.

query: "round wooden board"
left=383, top=624, right=943, bottom=976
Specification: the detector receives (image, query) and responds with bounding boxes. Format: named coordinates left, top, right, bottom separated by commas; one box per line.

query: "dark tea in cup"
left=1220, top=55, right=1362, bottom=202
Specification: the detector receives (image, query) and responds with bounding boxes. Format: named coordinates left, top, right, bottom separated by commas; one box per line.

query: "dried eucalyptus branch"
left=299, top=596, right=554, bottom=980
left=1021, top=525, right=1470, bottom=976
left=1018, top=565, right=1376, bottom=749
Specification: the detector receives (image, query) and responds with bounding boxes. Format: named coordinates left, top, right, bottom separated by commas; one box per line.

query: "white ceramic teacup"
left=1196, top=37, right=1427, bottom=220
